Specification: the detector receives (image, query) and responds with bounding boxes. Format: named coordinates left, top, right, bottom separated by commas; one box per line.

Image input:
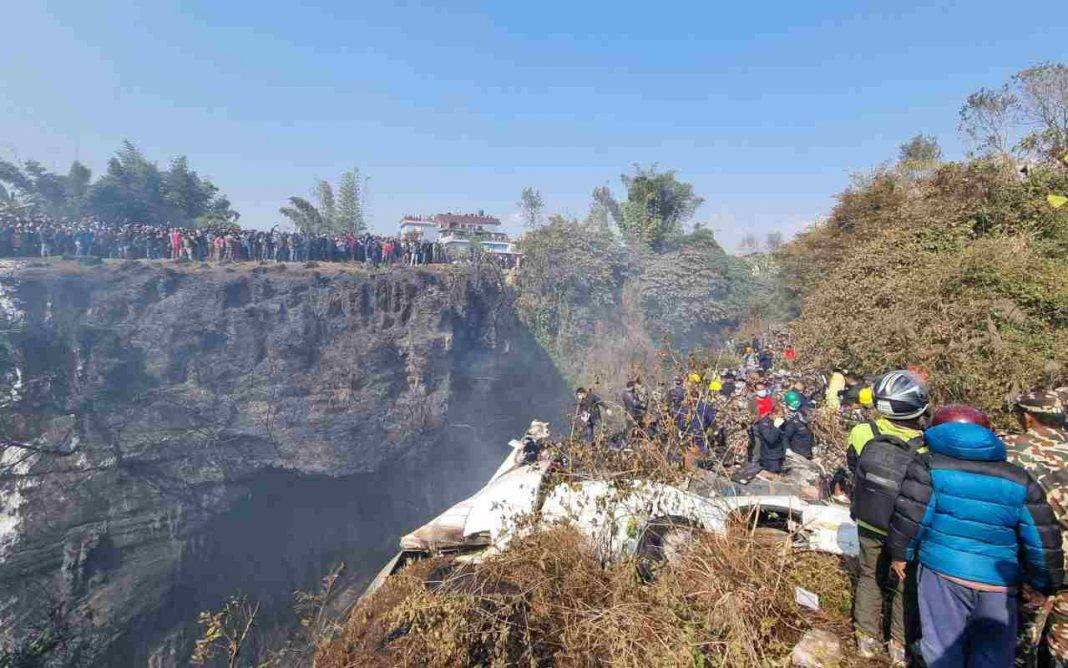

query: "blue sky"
left=2, top=1, right=1065, bottom=248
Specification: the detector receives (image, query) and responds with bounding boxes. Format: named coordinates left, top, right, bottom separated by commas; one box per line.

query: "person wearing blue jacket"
left=887, top=420, right=1064, bottom=667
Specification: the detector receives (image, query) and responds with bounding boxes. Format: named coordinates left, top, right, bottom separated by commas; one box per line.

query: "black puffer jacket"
left=781, top=414, right=813, bottom=458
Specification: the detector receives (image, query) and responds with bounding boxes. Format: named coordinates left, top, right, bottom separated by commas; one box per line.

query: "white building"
left=398, top=216, right=440, bottom=242
left=399, top=212, right=519, bottom=258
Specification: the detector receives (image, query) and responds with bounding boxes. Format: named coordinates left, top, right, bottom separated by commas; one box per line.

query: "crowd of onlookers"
left=0, top=206, right=517, bottom=269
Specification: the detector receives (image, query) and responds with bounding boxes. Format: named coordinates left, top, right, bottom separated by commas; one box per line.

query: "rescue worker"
left=676, top=388, right=716, bottom=465
left=720, top=371, right=738, bottom=398
left=758, top=347, right=774, bottom=373
left=889, top=413, right=1064, bottom=667
left=574, top=387, right=604, bottom=443
left=751, top=382, right=774, bottom=420
left=825, top=369, right=847, bottom=411
left=858, top=386, right=874, bottom=409
left=733, top=399, right=785, bottom=483
left=781, top=390, right=813, bottom=459
left=707, top=374, right=722, bottom=394
left=839, top=372, right=865, bottom=407
left=753, top=404, right=785, bottom=473
left=1004, top=390, right=1068, bottom=668
left=847, top=370, right=928, bottom=662
left=742, top=347, right=760, bottom=375
left=790, top=380, right=815, bottom=413
left=622, top=379, right=648, bottom=429
left=667, top=376, right=686, bottom=410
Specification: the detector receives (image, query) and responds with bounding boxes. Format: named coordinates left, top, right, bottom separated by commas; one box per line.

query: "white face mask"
left=756, top=389, right=768, bottom=398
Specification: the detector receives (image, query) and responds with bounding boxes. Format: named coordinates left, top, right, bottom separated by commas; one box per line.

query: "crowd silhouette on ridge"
left=0, top=205, right=518, bottom=268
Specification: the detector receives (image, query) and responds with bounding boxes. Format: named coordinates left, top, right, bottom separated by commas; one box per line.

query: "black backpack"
left=850, top=421, right=924, bottom=531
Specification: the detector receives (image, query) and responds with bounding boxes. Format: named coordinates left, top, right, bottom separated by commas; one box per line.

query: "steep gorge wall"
left=0, top=259, right=567, bottom=666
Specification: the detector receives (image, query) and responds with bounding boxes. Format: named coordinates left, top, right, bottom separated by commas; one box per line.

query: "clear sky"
left=2, top=1, right=1065, bottom=248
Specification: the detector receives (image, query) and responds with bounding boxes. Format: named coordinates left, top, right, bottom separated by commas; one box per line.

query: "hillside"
left=778, top=160, right=1067, bottom=424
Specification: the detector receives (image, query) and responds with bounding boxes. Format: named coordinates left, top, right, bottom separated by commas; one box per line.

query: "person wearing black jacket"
left=622, top=379, right=647, bottom=428
left=781, top=390, right=813, bottom=459
left=751, top=406, right=785, bottom=473
left=720, top=372, right=737, bottom=398
left=575, top=387, right=604, bottom=442
left=758, top=348, right=774, bottom=373
left=667, top=376, right=686, bottom=410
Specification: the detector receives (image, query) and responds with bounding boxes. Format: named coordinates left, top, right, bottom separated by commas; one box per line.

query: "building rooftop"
left=401, top=213, right=501, bottom=227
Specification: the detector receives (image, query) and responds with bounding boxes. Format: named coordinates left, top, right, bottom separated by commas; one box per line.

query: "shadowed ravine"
left=0, top=259, right=567, bottom=666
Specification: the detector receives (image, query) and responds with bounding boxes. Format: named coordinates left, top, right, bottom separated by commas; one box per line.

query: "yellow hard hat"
left=688, top=372, right=702, bottom=384
left=859, top=386, right=874, bottom=407
left=708, top=378, right=723, bottom=392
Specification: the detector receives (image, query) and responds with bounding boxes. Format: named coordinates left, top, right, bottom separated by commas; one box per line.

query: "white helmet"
left=873, top=370, right=929, bottom=420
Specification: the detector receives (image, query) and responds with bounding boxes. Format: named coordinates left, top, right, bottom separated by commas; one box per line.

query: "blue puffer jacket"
left=887, top=422, right=1064, bottom=592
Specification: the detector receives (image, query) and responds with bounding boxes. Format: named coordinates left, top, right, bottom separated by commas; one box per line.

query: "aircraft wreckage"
left=362, top=421, right=859, bottom=599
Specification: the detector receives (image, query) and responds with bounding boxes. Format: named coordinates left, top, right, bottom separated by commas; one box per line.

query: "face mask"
left=756, top=389, right=768, bottom=398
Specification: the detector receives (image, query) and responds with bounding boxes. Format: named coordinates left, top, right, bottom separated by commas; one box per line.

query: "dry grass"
left=316, top=522, right=865, bottom=668
left=313, top=360, right=864, bottom=667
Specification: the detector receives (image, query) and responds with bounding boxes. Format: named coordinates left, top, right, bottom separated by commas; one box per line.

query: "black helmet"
left=872, top=370, right=929, bottom=420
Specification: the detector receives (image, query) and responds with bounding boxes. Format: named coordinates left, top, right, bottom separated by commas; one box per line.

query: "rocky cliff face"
left=0, top=259, right=567, bottom=666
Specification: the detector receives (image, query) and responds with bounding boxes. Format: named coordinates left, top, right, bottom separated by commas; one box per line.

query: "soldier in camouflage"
left=1005, top=389, right=1068, bottom=667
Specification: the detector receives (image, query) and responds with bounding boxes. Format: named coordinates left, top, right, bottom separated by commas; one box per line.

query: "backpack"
left=850, top=421, right=924, bottom=531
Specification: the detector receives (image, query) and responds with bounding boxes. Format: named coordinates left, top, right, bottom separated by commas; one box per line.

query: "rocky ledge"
left=0, top=259, right=566, bottom=666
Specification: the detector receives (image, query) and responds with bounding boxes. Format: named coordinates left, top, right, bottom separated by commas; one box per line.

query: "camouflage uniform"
left=1004, top=390, right=1068, bottom=667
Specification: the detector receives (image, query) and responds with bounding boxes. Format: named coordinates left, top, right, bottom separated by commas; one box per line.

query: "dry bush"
left=782, top=161, right=1068, bottom=426
left=314, top=343, right=867, bottom=667
left=809, top=406, right=849, bottom=464
left=316, top=523, right=865, bottom=667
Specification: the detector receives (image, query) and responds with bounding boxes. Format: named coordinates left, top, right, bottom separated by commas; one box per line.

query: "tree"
left=0, top=160, right=33, bottom=205
left=66, top=161, right=91, bottom=213
left=514, top=215, right=630, bottom=372
left=1013, top=63, right=1068, bottom=161
left=587, top=185, right=621, bottom=229
left=898, top=134, right=942, bottom=178
left=75, top=141, right=238, bottom=225
left=959, top=62, right=1068, bottom=163
left=315, top=180, right=338, bottom=232
left=959, top=87, right=1018, bottom=158
left=518, top=187, right=544, bottom=230
left=22, top=161, right=68, bottom=212
left=336, top=169, right=365, bottom=235
left=163, top=156, right=208, bottom=220
left=619, top=165, right=704, bottom=252
left=279, top=196, right=324, bottom=234
left=285, top=170, right=366, bottom=236
left=637, top=234, right=753, bottom=350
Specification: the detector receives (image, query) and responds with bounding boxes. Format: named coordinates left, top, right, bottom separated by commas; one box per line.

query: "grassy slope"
left=779, top=160, right=1068, bottom=426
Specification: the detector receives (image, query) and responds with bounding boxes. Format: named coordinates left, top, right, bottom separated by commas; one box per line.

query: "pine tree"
left=337, top=169, right=365, bottom=235
left=335, top=168, right=365, bottom=234
left=315, top=180, right=337, bottom=232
